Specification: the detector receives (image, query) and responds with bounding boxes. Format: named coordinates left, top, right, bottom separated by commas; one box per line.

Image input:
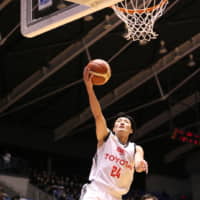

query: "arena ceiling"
left=0, top=0, right=200, bottom=178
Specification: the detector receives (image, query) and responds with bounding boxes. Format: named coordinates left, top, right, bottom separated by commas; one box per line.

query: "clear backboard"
left=20, top=0, right=121, bottom=38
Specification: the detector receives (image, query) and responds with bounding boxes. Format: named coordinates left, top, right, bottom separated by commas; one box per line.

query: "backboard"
left=20, top=0, right=121, bottom=38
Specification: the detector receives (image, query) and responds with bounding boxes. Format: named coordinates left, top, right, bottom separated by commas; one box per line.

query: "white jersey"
left=88, top=131, right=136, bottom=197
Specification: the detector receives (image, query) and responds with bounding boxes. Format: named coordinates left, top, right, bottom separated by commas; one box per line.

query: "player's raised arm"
left=83, top=66, right=108, bottom=146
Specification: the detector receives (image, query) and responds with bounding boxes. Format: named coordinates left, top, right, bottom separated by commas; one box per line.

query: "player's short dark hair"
left=113, top=112, right=136, bottom=133
left=140, top=193, right=158, bottom=200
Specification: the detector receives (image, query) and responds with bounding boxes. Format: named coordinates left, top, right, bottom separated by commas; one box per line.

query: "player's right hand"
left=83, top=66, right=93, bottom=88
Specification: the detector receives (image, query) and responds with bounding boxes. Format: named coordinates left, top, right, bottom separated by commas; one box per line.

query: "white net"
left=112, top=0, right=168, bottom=41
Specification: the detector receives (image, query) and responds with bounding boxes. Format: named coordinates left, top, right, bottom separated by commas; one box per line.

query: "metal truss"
left=0, top=11, right=123, bottom=112
left=0, top=0, right=180, bottom=112
left=164, top=144, right=197, bottom=163
left=135, top=92, right=200, bottom=140
left=0, top=0, right=12, bottom=11
left=55, top=33, right=200, bottom=140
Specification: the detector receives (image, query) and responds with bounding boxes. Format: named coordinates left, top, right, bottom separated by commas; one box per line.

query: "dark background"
left=0, top=0, right=200, bottom=187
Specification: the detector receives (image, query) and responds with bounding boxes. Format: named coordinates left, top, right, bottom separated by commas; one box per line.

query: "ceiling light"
left=159, top=40, right=168, bottom=54
left=187, top=54, right=196, bottom=67
left=104, top=15, right=112, bottom=29
left=84, top=15, right=94, bottom=22
left=57, top=0, right=67, bottom=9
left=139, top=40, right=148, bottom=46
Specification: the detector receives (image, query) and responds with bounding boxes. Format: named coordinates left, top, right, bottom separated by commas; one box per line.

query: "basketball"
left=86, top=59, right=111, bottom=85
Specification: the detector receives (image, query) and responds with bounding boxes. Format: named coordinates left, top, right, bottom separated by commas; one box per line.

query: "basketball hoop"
left=112, top=0, right=168, bottom=41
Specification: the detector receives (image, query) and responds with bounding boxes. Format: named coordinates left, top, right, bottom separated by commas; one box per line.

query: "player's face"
left=113, top=117, right=133, bottom=135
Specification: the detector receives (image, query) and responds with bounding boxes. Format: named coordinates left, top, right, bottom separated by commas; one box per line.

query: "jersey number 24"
left=110, top=165, right=121, bottom=178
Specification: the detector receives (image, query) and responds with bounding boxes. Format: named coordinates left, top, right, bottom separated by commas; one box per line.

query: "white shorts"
left=79, top=182, right=122, bottom=200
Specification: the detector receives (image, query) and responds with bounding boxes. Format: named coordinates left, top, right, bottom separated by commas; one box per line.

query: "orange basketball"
left=86, top=59, right=111, bottom=85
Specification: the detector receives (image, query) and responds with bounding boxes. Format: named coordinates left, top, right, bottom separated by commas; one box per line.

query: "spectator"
left=0, top=187, right=9, bottom=200
left=2, top=152, right=11, bottom=171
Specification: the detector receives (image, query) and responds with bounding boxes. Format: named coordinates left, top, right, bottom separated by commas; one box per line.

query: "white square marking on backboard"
left=20, top=0, right=121, bottom=38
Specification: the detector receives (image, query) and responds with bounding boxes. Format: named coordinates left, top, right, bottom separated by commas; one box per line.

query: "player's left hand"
left=135, top=160, right=148, bottom=174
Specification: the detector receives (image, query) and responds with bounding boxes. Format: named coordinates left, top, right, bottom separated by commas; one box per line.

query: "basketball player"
left=80, top=67, right=148, bottom=200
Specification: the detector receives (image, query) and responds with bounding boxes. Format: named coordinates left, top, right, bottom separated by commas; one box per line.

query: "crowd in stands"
left=29, top=170, right=191, bottom=200
left=0, top=184, right=176, bottom=200
left=0, top=151, right=28, bottom=176
left=0, top=183, right=162, bottom=200
left=123, top=190, right=174, bottom=200
left=0, top=186, right=30, bottom=200
left=0, top=149, right=192, bottom=200
left=29, top=170, right=85, bottom=200
left=0, top=186, right=10, bottom=200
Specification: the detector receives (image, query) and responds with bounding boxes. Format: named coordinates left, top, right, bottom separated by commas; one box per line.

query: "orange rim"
left=112, top=0, right=168, bottom=14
